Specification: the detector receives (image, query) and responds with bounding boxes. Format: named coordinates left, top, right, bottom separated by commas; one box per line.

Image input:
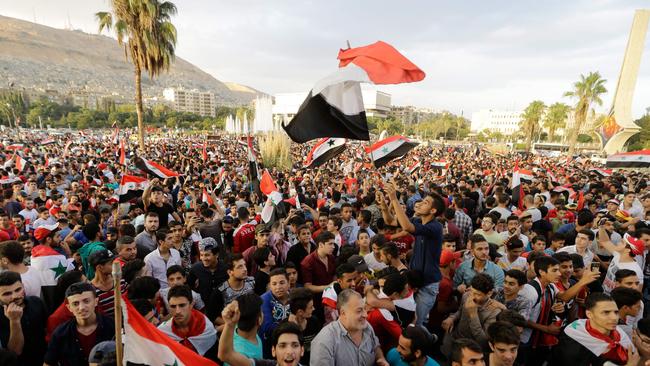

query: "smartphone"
left=590, top=262, right=600, bottom=272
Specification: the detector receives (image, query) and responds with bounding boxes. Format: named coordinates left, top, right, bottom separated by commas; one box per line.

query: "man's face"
left=11, top=217, right=23, bottom=229
left=396, top=335, right=418, bottom=363
left=575, top=233, right=590, bottom=250
left=229, top=259, right=248, bottom=280
left=286, top=268, right=298, bottom=285
left=470, top=287, right=491, bottom=306
left=507, top=220, right=519, bottom=234
left=265, top=252, right=276, bottom=268
left=626, top=301, right=643, bottom=317
left=490, top=342, right=518, bottom=366
left=167, top=272, right=186, bottom=287
left=0, top=216, right=10, bottom=228
left=507, top=247, right=523, bottom=259
left=338, top=271, right=357, bottom=290
left=415, top=196, right=435, bottom=216
left=639, top=233, right=650, bottom=250
left=453, top=347, right=485, bottom=366
left=521, top=218, right=532, bottom=232
left=271, top=333, right=304, bottom=366
left=144, top=216, right=159, bottom=232
left=318, top=215, right=328, bottom=229
left=617, top=275, right=640, bottom=290
left=118, top=243, right=137, bottom=261
left=320, top=239, right=335, bottom=255
left=0, top=281, right=25, bottom=306
left=587, top=300, right=620, bottom=333
left=339, top=294, right=367, bottom=332
left=256, top=232, right=270, bottom=247
left=200, top=250, right=217, bottom=268
left=541, top=264, right=561, bottom=284
left=503, top=275, right=521, bottom=297
left=270, top=274, right=289, bottom=299
left=168, top=296, right=193, bottom=327
left=25, top=200, right=34, bottom=209
left=341, top=207, right=352, bottom=221
left=152, top=190, right=164, bottom=204
left=559, top=260, right=573, bottom=280
left=472, top=241, right=490, bottom=262
left=298, top=229, right=311, bottom=244
left=532, top=240, right=545, bottom=252
left=607, top=202, right=618, bottom=212
left=20, top=239, right=33, bottom=254
left=170, top=225, right=183, bottom=242
left=625, top=193, right=635, bottom=205
left=443, top=241, right=456, bottom=252
left=222, top=222, right=233, bottom=232
left=481, top=217, right=494, bottom=232
left=326, top=219, right=336, bottom=232
left=66, top=291, right=98, bottom=321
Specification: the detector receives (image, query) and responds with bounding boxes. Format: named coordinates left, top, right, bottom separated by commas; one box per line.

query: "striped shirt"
left=94, top=279, right=126, bottom=316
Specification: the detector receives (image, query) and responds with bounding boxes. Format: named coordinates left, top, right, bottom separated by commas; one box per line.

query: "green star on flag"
left=165, top=360, right=179, bottom=366
left=50, top=261, right=68, bottom=279
left=381, top=147, right=389, bottom=154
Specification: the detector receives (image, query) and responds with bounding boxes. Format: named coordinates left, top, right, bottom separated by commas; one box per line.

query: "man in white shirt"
left=558, top=229, right=595, bottom=267
left=0, top=240, right=43, bottom=297
left=144, top=229, right=182, bottom=289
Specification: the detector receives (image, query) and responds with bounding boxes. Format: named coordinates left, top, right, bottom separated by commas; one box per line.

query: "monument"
left=600, top=9, right=649, bottom=154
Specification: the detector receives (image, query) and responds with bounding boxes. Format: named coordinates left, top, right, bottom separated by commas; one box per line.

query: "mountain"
left=0, top=15, right=263, bottom=105
left=224, top=82, right=271, bottom=102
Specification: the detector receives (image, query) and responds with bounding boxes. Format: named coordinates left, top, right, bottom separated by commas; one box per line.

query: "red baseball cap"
left=440, top=249, right=455, bottom=267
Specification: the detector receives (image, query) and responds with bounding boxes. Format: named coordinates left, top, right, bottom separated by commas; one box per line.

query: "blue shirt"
left=453, top=258, right=505, bottom=289
left=386, top=348, right=440, bottom=366
left=230, top=328, right=262, bottom=366
left=408, top=217, right=443, bottom=285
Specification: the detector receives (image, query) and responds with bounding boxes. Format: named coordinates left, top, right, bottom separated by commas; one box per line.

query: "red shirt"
left=300, top=251, right=335, bottom=286
left=367, top=308, right=402, bottom=352
left=233, top=222, right=256, bottom=254
left=385, top=233, right=415, bottom=257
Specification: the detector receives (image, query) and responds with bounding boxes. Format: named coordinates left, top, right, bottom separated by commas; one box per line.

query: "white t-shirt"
left=602, top=252, right=644, bottom=294
left=497, top=256, right=528, bottom=271
left=557, top=245, right=595, bottom=267
left=364, top=252, right=387, bottom=272
left=21, top=266, right=43, bottom=297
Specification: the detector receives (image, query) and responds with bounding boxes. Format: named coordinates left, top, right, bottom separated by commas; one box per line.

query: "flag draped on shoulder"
left=283, top=41, right=424, bottom=143
left=118, top=175, right=149, bottom=203
left=304, top=138, right=347, bottom=168
left=135, top=157, right=180, bottom=179
left=123, top=297, right=218, bottom=366
left=367, top=135, right=419, bottom=167
left=31, top=243, right=74, bottom=309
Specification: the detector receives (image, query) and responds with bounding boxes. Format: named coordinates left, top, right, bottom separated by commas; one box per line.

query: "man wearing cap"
left=34, top=222, right=71, bottom=257
left=242, top=224, right=275, bottom=276
left=89, top=249, right=125, bottom=317
left=598, top=225, right=644, bottom=295
left=44, top=282, right=115, bottom=366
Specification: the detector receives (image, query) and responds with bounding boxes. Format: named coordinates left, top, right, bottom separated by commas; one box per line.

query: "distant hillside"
left=0, top=15, right=264, bottom=105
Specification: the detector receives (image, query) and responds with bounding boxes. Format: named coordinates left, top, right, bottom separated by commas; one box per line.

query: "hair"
left=382, top=273, right=407, bottom=297
left=131, top=298, right=154, bottom=317
left=0, top=241, right=24, bottom=264
left=370, top=234, right=387, bottom=247
left=569, top=253, right=585, bottom=269
left=122, top=258, right=145, bottom=284
left=253, top=247, right=272, bottom=267
left=381, top=242, right=400, bottom=259
left=505, top=237, right=524, bottom=250
left=551, top=232, right=566, bottom=242
left=127, top=276, right=161, bottom=301
left=271, top=321, right=304, bottom=347
left=296, top=224, right=310, bottom=235
left=227, top=253, right=245, bottom=271
left=638, top=318, right=650, bottom=338
left=167, top=284, right=193, bottom=303
left=507, top=215, right=520, bottom=223
left=145, top=211, right=159, bottom=220
left=328, top=216, right=342, bottom=230
left=118, top=224, right=136, bottom=238
left=54, top=270, right=85, bottom=308
left=450, top=338, right=483, bottom=363
left=577, top=211, right=594, bottom=226
left=611, top=287, right=642, bottom=309
left=155, top=229, right=172, bottom=243
left=236, top=292, right=263, bottom=332
left=487, top=321, right=520, bottom=346
left=526, top=250, right=546, bottom=265
left=496, top=309, right=527, bottom=328
left=585, top=292, right=614, bottom=311
left=577, top=229, right=595, bottom=241
left=401, top=326, right=431, bottom=358
left=0, top=271, right=21, bottom=287
left=533, top=256, right=559, bottom=277
left=315, top=230, right=335, bottom=245
left=289, top=287, right=313, bottom=314
left=336, top=263, right=356, bottom=278
left=269, top=268, right=288, bottom=280
left=116, top=236, right=135, bottom=248
left=166, top=265, right=185, bottom=279
left=336, top=288, right=361, bottom=311
left=504, top=269, right=527, bottom=286
left=615, top=269, right=638, bottom=282
left=469, top=234, right=488, bottom=246
left=552, top=251, right=572, bottom=264
left=285, top=261, right=297, bottom=272
left=65, top=282, right=96, bottom=299
left=470, top=273, right=494, bottom=294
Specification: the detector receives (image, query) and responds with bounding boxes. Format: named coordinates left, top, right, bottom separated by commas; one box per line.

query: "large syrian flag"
left=118, top=175, right=149, bottom=203
left=591, top=168, right=613, bottom=177
left=368, top=135, right=419, bottom=167
left=511, top=162, right=533, bottom=211
left=304, top=138, right=347, bottom=168
left=15, top=155, right=29, bottom=171
left=31, top=242, right=74, bottom=310
left=135, top=157, right=180, bottom=179
left=282, top=41, right=425, bottom=143
left=123, top=297, right=218, bottom=366
left=606, top=150, right=650, bottom=168
left=407, top=159, right=421, bottom=175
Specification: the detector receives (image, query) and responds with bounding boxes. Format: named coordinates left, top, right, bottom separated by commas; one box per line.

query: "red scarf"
left=171, top=309, right=206, bottom=353
left=585, top=320, right=628, bottom=365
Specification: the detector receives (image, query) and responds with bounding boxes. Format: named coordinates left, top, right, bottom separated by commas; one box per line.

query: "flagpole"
left=112, top=261, right=124, bottom=365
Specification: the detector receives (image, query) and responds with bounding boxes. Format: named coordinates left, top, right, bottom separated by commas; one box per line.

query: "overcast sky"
left=1, top=0, right=649, bottom=118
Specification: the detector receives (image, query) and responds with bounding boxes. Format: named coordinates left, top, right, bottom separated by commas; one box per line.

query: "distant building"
left=163, top=88, right=216, bottom=117
left=471, top=109, right=523, bottom=135
left=272, top=87, right=392, bottom=125
left=389, top=106, right=440, bottom=125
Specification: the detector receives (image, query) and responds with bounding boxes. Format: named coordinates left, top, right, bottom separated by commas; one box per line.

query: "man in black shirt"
left=143, top=178, right=181, bottom=228
left=286, top=225, right=316, bottom=285
left=188, top=238, right=228, bottom=306
left=0, top=271, right=47, bottom=366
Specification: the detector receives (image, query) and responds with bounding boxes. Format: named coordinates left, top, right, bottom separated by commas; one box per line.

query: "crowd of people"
left=0, top=129, right=649, bottom=366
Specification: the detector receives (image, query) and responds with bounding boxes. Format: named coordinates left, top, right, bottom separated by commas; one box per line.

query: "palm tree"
left=543, top=102, right=571, bottom=142
left=520, top=100, right=546, bottom=153
left=97, top=0, right=177, bottom=151
left=564, top=72, right=607, bottom=156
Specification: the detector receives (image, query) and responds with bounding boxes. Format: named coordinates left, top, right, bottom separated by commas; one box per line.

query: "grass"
left=259, top=132, right=292, bottom=171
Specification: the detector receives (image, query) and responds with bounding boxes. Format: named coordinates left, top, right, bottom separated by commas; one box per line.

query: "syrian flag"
left=31, top=242, right=74, bottom=310
left=6, top=144, right=24, bottom=151
left=282, top=41, right=425, bottom=143
left=135, top=157, right=180, bottom=179
left=607, top=150, right=650, bottom=168
left=40, top=138, right=55, bottom=146
left=591, top=168, right=613, bottom=177
left=15, top=155, right=29, bottom=171
left=261, top=191, right=284, bottom=224
left=0, top=176, right=21, bottom=185
left=407, top=160, right=421, bottom=175
left=367, top=135, right=419, bottom=167
left=110, top=124, right=120, bottom=145
left=247, top=135, right=260, bottom=188
left=284, top=194, right=301, bottom=208
left=564, top=319, right=631, bottom=362
left=123, top=297, right=218, bottom=365
left=118, top=139, right=126, bottom=166
left=304, top=138, right=347, bottom=168
left=260, top=169, right=278, bottom=196
left=118, top=175, right=149, bottom=203
left=547, top=170, right=559, bottom=184
left=431, top=160, right=448, bottom=169
left=202, top=143, right=208, bottom=162
left=214, top=167, right=227, bottom=191
left=512, top=162, right=533, bottom=211
left=202, top=188, right=214, bottom=206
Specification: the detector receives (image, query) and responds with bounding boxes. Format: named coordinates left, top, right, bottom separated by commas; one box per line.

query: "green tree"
left=564, top=72, right=607, bottom=156
left=519, top=100, right=546, bottom=153
left=543, top=102, right=570, bottom=142
left=97, top=0, right=178, bottom=151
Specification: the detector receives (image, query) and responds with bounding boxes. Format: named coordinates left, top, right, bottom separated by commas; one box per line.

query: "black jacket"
left=44, top=314, right=115, bottom=366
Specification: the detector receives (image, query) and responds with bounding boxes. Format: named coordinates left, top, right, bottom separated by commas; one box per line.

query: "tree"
left=97, top=0, right=178, bottom=151
left=519, top=100, right=546, bottom=153
left=564, top=72, right=607, bottom=156
left=543, top=102, right=570, bottom=142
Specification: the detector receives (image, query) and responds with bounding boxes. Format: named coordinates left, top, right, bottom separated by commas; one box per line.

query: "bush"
left=259, top=132, right=292, bottom=171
